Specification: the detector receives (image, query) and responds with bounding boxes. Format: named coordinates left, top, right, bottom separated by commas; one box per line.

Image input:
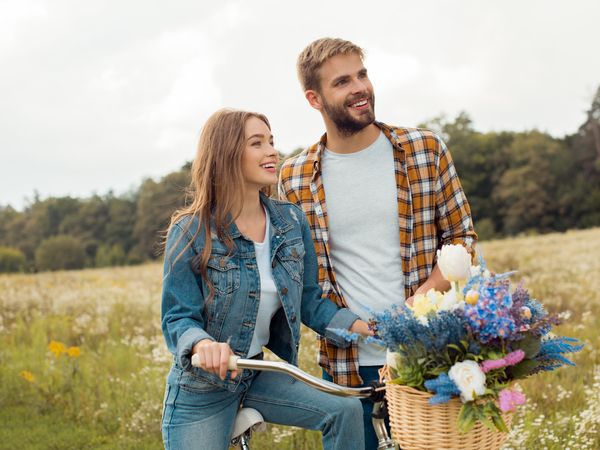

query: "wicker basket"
left=384, top=380, right=513, bottom=450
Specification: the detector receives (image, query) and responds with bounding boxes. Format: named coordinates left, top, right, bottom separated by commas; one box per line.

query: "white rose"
left=448, top=360, right=486, bottom=402
left=437, top=244, right=471, bottom=282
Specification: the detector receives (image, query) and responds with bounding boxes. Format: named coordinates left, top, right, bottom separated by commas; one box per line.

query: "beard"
left=322, top=92, right=376, bottom=137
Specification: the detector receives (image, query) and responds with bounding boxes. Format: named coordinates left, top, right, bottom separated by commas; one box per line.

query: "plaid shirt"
left=278, top=122, right=477, bottom=387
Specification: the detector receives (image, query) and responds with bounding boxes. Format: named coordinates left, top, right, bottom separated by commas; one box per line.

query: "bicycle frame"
left=191, top=354, right=398, bottom=450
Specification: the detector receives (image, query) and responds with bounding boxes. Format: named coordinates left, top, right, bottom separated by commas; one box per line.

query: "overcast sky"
left=2, top=0, right=600, bottom=210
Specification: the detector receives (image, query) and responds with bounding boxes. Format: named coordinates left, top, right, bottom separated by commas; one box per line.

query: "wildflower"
left=534, top=336, right=584, bottom=372
left=480, top=350, right=525, bottom=373
left=498, top=388, right=526, bottom=412
left=48, top=340, right=67, bottom=357
left=424, top=372, right=461, bottom=405
left=20, top=370, right=35, bottom=383
left=67, top=346, right=81, bottom=357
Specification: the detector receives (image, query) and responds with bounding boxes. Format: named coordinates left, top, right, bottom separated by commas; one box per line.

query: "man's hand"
left=192, top=339, right=238, bottom=380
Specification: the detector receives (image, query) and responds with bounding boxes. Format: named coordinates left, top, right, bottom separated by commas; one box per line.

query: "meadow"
left=0, top=228, right=598, bottom=449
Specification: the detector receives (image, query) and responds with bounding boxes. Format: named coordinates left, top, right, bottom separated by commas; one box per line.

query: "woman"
left=161, top=109, right=371, bottom=450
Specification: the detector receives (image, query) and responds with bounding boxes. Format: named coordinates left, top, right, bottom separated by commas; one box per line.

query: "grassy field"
left=0, top=228, right=598, bottom=449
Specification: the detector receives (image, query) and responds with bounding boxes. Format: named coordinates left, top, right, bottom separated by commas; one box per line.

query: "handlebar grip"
left=191, top=353, right=201, bottom=368
left=191, top=353, right=240, bottom=371
left=228, top=355, right=240, bottom=370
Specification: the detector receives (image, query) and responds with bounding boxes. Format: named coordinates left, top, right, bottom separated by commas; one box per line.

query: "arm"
left=408, top=137, right=476, bottom=305
left=434, top=137, right=477, bottom=251
left=161, top=221, right=236, bottom=379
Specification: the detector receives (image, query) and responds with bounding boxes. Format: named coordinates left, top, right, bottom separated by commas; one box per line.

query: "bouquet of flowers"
left=332, top=244, right=583, bottom=440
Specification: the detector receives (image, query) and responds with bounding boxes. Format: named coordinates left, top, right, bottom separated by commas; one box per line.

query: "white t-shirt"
left=248, top=207, right=282, bottom=357
left=321, top=131, right=405, bottom=365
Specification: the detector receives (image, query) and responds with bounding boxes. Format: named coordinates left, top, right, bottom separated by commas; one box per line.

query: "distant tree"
left=0, top=246, right=26, bottom=273
left=35, top=235, right=86, bottom=271
left=95, top=244, right=126, bottom=267
left=133, top=167, right=190, bottom=259
left=494, top=132, right=564, bottom=234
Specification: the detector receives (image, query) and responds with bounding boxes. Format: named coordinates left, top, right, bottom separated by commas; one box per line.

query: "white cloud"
left=1, top=0, right=600, bottom=209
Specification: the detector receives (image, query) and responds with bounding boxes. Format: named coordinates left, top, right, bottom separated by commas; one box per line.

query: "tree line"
left=1, top=88, right=599, bottom=273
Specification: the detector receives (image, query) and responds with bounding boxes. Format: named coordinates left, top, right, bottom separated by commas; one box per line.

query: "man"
left=279, top=37, right=476, bottom=449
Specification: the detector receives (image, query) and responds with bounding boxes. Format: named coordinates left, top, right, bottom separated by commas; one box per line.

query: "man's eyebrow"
left=331, top=74, right=350, bottom=86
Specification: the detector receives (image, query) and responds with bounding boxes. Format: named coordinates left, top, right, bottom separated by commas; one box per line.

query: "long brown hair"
left=166, top=108, right=271, bottom=301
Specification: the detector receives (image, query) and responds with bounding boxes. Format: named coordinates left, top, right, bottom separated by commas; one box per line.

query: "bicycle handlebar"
left=191, top=354, right=381, bottom=399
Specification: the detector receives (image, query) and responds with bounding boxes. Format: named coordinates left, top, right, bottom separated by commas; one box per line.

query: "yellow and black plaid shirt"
left=278, top=122, right=477, bottom=387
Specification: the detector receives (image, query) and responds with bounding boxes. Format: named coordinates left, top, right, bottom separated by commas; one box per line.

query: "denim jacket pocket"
left=206, top=255, right=241, bottom=295
left=277, top=240, right=305, bottom=283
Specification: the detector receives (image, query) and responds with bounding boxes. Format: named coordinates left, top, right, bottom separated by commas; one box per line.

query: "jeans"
left=162, top=364, right=365, bottom=450
left=323, top=366, right=390, bottom=450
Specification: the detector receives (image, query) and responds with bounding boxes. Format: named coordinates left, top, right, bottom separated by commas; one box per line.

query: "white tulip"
left=437, top=244, right=472, bottom=282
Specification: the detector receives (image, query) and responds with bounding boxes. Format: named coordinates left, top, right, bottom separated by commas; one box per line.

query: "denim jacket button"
left=271, top=260, right=276, bottom=268
left=219, top=257, right=226, bottom=268
left=290, top=314, right=296, bottom=323
left=281, top=287, right=288, bottom=295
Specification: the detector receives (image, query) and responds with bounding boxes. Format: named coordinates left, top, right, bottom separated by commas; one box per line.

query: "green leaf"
left=513, top=335, right=542, bottom=358
left=457, top=403, right=478, bottom=433
left=491, top=412, right=509, bottom=433
left=508, top=359, right=539, bottom=378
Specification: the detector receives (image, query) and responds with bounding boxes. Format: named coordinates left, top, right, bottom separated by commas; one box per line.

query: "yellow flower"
left=410, top=293, right=438, bottom=317
left=20, top=370, right=35, bottom=383
left=67, top=346, right=81, bottom=357
left=48, top=340, right=67, bottom=357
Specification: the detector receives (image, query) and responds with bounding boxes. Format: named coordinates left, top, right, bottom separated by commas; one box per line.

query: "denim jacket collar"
left=224, top=192, right=293, bottom=240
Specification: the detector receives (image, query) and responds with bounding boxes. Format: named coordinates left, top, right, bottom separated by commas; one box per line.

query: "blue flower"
left=424, top=373, right=461, bottom=404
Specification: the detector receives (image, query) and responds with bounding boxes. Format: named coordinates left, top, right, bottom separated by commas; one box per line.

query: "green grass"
left=0, top=228, right=599, bottom=449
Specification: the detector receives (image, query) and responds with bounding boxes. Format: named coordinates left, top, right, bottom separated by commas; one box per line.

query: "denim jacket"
left=161, top=193, right=359, bottom=391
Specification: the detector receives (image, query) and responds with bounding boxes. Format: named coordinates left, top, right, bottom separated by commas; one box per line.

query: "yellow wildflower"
left=20, top=370, right=35, bottom=383
left=48, top=340, right=67, bottom=357
left=67, top=346, right=81, bottom=357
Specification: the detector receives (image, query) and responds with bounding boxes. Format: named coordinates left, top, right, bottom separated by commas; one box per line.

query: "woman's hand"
left=192, top=339, right=239, bottom=380
left=349, top=319, right=375, bottom=337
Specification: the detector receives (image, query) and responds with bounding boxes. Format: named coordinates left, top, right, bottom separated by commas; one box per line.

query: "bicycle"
left=192, top=354, right=398, bottom=450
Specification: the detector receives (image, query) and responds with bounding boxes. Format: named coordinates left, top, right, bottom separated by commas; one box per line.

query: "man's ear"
left=305, top=90, right=323, bottom=111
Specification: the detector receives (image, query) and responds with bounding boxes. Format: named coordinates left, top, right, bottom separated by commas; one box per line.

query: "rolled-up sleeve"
left=434, top=138, right=477, bottom=252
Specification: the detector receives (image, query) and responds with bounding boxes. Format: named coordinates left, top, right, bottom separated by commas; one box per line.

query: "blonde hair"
left=167, top=108, right=271, bottom=302
left=297, top=37, right=365, bottom=92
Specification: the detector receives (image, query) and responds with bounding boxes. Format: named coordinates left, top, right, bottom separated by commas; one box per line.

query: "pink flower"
left=504, top=349, right=525, bottom=365
left=498, top=389, right=526, bottom=412
left=481, top=358, right=505, bottom=373
left=480, top=350, right=526, bottom=373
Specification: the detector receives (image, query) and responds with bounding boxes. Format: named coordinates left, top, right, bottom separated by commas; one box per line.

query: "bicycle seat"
left=230, top=407, right=266, bottom=442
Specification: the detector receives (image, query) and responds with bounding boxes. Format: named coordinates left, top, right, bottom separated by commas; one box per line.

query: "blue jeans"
left=162, top=364, right=365, bottom=450
left=323, top=366, right=390, bottom=450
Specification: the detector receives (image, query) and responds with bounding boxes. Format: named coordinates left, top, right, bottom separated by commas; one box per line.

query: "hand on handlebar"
left=191, top=339, right=239, bottom=380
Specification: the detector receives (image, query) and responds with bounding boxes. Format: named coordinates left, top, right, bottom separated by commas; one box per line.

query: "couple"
left=161, top=37, right=477, bottom=450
